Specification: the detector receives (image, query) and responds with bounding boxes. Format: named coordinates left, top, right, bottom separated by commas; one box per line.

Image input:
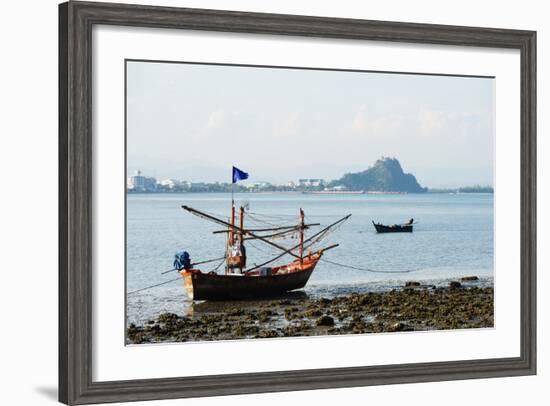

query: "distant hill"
left=331, top=157, right=427, bottom=193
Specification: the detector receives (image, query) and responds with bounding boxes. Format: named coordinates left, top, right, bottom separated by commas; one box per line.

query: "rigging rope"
left=301, top=219, right=344, bottom=252
left=212, top=257, right=226, bottom=272
left=246, top=239, right=283, bottom=257
left=161, top=255, right=226, bottom=274
left=247, top=212, right=298, bottom=221
left=246, top=213, right=292, bottom=228
left=320, top=257, right=417, bottom=274
left=243, top=214, right=351, bottom=272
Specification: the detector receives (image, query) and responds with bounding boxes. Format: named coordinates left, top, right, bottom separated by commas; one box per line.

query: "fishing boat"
left=177, top=204, right=350, bottom=301
left=372, top=219, right=414, bottom=233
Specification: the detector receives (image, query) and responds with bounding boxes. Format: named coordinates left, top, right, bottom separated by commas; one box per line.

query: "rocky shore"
left=127, top=280, right=493, bottom=344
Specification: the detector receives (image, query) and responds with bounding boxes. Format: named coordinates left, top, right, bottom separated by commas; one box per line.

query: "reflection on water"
left=187, top=291, right=310, bottom=317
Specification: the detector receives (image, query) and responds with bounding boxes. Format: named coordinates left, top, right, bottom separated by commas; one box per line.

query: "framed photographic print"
left=59, top=1, right=536, bottom=404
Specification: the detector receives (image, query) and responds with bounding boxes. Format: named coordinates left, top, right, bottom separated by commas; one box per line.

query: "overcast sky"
left=127, top=61, right=494, bottom=188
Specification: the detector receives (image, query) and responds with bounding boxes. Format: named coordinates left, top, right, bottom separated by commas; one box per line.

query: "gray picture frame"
left=59, top=1, right=537, bottom=404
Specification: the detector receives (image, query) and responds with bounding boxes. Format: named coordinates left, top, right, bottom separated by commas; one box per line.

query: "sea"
left=126, top=192, right=494, bottom=325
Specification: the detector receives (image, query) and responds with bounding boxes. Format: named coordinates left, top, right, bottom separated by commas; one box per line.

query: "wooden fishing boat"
left=372, top=219, right=414, bottom=233
left=182, top=254, right=320, bottom=300
left=177, top=203, right=350, bottom=301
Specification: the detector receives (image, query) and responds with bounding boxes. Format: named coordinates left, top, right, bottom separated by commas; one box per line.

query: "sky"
left=126, top=61, right=495, bottom=188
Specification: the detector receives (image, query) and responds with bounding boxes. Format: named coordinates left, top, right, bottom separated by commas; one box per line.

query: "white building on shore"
left=127, top=170, right=157, bottom=192
left=159, top=178, right=180, bottom=189
left=298, top=178, right=325, bottom=187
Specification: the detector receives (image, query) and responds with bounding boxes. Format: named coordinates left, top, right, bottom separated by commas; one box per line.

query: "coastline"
left=127, top=281, right=494, bottom=344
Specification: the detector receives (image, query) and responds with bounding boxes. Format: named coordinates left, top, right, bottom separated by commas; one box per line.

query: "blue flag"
left=232, top=166, right=249, bottom=183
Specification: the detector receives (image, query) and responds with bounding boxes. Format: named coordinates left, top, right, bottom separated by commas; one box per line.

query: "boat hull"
left=182, top=263, right=316, bottom=301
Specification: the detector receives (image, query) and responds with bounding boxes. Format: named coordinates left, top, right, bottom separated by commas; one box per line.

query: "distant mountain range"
left=330, top=157, right=427, bottom=193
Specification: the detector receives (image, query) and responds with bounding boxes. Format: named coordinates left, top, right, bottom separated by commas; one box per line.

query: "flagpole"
left=231, top=167, right=234, bottom=208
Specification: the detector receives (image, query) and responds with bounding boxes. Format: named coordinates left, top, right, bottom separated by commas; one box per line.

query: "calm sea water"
left=126, top=192, right=494, bottom=324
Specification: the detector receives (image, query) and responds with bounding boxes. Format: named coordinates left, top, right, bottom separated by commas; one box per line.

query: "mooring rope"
left=127, top=277, right=181, bottom=295
left=320, top=257, right=417, bottom=274
left=130, top=257, right=228, bottom=296
left=128, top=256, right=416, bottom=295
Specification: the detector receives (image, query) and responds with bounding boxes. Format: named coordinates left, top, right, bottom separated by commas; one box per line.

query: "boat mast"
left=239, top=206, right=245, bottom=273
left=230, top=169, right=235, bottom=246
left=227, top=171, right=236, bottom=274
left=299, top=208, right=304, bottom=262
left=230, top=205, right=235, bottom=246
left=226, top=204, right=235, bottom=275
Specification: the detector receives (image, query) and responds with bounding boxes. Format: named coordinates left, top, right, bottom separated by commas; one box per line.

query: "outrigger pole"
left=212, top=223, right=320, bottom=234
left=182, top=205, right=303, bottom=260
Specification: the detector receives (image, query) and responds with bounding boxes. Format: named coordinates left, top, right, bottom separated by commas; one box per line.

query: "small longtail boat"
left=372, top=219, right=414, bottom=233
left=178, top=204, right=350, bottom=301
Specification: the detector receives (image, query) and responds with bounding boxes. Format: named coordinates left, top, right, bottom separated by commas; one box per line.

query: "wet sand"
left=127, top=280, right=493, bottom=344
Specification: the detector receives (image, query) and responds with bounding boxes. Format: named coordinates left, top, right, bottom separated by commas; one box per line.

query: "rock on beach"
left=127, top=285, right=494, bottom=344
